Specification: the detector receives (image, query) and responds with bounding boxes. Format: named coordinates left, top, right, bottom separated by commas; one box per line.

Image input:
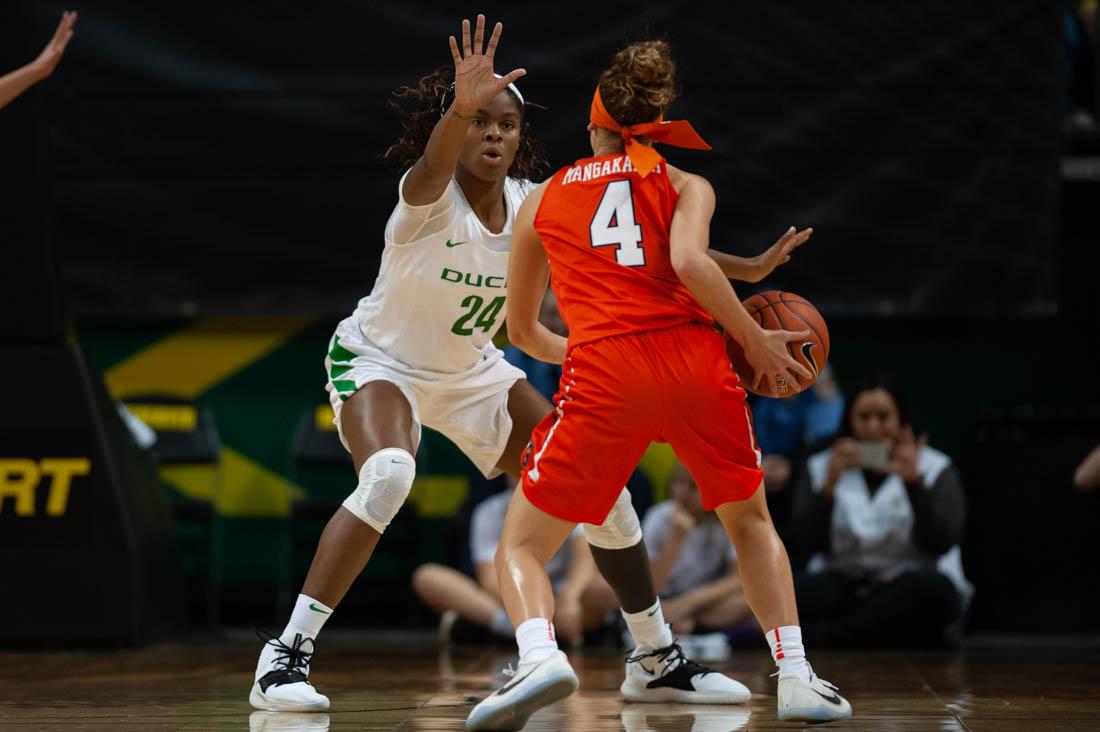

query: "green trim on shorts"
left=328, top=336, right=360, bottom=401
left=331, top=379, right=358, bottom=394
left=328, top=335, right=357, bottom=364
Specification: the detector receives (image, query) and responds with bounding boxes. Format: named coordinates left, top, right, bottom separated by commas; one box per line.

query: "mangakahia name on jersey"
left=440, top=267, right=506, bottom=289
left=561, top=155, right=663, bottom=186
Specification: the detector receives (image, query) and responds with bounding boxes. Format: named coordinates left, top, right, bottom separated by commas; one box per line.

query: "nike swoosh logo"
left=813, top=688, right=843, bottom=705
left=800, top=342, right=820, bottom=377
left=308, top=603, right=330, bottom=614
left=445, top=239, right=467, bottom=248
left=646, top=608, right=659, bottom=617
left=496, top=669, right=536, bottom=695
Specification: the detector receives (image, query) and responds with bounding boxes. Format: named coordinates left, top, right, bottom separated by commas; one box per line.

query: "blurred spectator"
left=1065, top=0, right=1098, bottom=133
left=412, top=476, right=612, bottom=646
left=504, top=289, right=566, bottom=401
left=0, top=12, right=76, bottom=111
left=790, top=375, right=972, bottom=648
left=641, top=462, right=752, bottom=639
left=751, top=364, right=844, bottom=533
left=1073, top=442, right=1100, bottom=490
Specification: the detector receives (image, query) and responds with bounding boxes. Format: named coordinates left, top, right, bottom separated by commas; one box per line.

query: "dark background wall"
left=10, top=0, right=1066, bottom=318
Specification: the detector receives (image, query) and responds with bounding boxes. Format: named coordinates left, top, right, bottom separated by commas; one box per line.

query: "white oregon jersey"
left=353, top=171, right=535, bottom=373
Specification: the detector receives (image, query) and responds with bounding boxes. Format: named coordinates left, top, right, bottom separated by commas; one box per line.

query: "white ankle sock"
left=489, top=608, right=514, bottom=637
left=516, top=617, right=558, bottom=665
left=766, top=625, right=811, bottom=682
left=281, top=594, right=333, bottom=645
left=622, top=601, right=674, bottom=651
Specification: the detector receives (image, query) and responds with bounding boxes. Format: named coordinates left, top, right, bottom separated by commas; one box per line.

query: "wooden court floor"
left=0, top=636, right=1097, bottom=730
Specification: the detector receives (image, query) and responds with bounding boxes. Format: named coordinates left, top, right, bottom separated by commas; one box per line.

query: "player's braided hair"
left=382, top=66, right=549, bottom=182
left=598, top=40, right=679, bottom=126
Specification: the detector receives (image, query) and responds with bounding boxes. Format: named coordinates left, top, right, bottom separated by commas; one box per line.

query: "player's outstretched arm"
left=668, top=172, right=811, bottom=394
left=0, top=11, right=77, bottom=111
left=402, top=14, right=526, bottom=205
left=1074, top=443, right=1100, bottom=491
left=707, top=226, right=813, bottom=283
left=505, top=183, right=567, bottom=364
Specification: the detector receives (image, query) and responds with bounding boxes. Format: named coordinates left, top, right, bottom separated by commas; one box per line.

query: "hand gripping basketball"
left=725, top=291, right=831, bottom=398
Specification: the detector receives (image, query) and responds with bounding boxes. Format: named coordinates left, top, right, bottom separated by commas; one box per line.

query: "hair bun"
left=599, top=40, right=678, bottom=127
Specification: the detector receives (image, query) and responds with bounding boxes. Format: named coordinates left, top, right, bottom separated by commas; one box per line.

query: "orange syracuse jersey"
left=533, top=153, right=713, bottom=348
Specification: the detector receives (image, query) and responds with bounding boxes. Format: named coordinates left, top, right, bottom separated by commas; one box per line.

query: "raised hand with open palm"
left=447, top=15, right=526, bottom=118
left=1, top=11, right=78, bottom=111
left=31, top=10, right=78, bottom=81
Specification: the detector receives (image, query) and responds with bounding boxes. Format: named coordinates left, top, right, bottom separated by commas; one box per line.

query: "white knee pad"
left=584, top=487, right=643, bottom=550
left=341, top=448, right=416, bottom=533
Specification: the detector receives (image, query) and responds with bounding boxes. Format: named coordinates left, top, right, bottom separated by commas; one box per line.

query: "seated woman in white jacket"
left=790, top=375, right=973, bottom=648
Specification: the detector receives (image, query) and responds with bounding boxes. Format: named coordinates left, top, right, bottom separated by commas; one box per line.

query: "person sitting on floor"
left=641, top=461, right=753, bottom=641
left=790, top=374, right=973, bottom=648
left=412, top=475, right=613, bottom=645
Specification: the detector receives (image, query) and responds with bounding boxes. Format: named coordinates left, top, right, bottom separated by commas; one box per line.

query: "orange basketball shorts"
left=520, top=322, right=764, bottom=525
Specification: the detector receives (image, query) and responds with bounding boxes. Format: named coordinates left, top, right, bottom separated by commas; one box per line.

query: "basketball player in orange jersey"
left=249, top=16, right=805, bottom=715
left=466, top=41, right=852, bottom=729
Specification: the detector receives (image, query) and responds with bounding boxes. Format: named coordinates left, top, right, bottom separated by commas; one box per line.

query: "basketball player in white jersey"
left=250, top=15, right=810, bottom=713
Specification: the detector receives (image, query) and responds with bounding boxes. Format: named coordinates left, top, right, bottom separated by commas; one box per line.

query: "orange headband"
left=589, top=87, right=711, bottom=178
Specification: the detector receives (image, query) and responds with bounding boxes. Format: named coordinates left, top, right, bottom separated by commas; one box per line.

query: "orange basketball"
left=724, top=290, right=830, bottom=398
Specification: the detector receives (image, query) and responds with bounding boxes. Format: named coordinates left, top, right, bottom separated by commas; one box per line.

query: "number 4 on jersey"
left=590, top=179, right=645, bottom=267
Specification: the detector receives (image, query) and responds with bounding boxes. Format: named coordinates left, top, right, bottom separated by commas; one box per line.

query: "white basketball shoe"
left=620, top=642, right=751, bottom=704
left=465, top=650, right=579, bottom=731
left=249, top=630, right=330, bottom=712
left=777, top=670, right=852, bottom=722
